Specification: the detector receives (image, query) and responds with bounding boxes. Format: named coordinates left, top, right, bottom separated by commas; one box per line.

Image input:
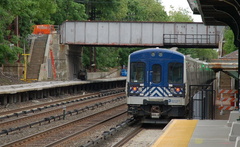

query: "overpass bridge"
left=60, top=21, right=224, bottom=48
left=22, top=21, right=225, bottom=82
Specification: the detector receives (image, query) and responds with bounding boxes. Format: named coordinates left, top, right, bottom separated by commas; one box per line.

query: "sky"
left=160, top=0, right=202, bottom=22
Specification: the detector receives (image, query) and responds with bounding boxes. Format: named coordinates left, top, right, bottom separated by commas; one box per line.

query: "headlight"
left=138, top=87, right=143, bottom=92
left=132, top=87, right=137, bottom=91
left=175, top=87, right=181, bottom=92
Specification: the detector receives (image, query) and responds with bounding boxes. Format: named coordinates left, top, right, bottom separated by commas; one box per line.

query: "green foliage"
left=223, top=28, right=238, bottom=54
left=178, top=48, right=218, bottom=61
left=0, top=42, right=22, bottom=63
left=52, top=0, right=87, bottom=25
left=168, top=7, right=193, bottom=22
left=82, top=47, right=119, bottom=71
left=0, top=4, right=22, bottom=63
left=118, top=48, right=140, bottom=66
left=0, top=0, right=88, bottom=64
left=0, top=0, right=59, bottom=63
left=1, top=0, right=212, bottom=69
left=96, top=47, right=119, bottom=70
left=82, top=47, right=90, bottom=68
left=124, top=0, right=168, bottom=21
left=81, top=0, right=196, bottom=71
left=82, top=47, right=139, bottom=71
left=88, top=0, right=128, bottom=21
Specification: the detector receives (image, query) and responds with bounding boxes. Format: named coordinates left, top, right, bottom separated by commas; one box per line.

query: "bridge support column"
left=9, top=95, right=14, bottom=104
left=2, top=95, right=8, bottom=105
left=22, top=92, right=29, bottom=102
left=29, top=91, right=36, bottom=100
left=68, top=45, right=83, bottom=80
left=17, top=93, right=21, bottom=103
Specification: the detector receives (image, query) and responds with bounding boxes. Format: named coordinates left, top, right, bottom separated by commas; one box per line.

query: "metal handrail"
left=163, top=34, right=220, bottom=45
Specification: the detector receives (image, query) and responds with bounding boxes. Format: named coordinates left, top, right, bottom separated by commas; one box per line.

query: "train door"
left=148, top=61, right=164, bottom=97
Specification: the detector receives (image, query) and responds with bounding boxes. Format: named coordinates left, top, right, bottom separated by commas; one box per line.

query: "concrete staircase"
left=27, top=35, right=48, bottom=80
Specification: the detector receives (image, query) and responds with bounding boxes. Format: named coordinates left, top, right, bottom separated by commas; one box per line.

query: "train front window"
left=130, top=62, right=145, bottom=83
left=168, top=62, right=183, bottom=84
left=152, top=64, right=161, bottom=83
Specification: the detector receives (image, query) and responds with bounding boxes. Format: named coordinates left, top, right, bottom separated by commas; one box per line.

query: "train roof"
left=130, top=48, right=184, bottom=59
left=130, top=48, right=208, bottom=65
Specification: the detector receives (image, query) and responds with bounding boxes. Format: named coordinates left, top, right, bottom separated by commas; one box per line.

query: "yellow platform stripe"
left=152, top=119, right=198, bottom=147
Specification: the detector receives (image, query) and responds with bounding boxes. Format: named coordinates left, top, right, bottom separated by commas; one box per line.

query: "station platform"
left=0, top=77, right=126, bottom=105
left=0, top=77, right=126, bottom=94
left=152, top=109, right=240, bottom=147
left=152, top=119, right=235, bottom=147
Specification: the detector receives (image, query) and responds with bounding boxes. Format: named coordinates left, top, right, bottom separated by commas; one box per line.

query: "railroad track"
left=3, top=104, right=128, bottom=147
left=0, top=92, right=125, bottom=134
left=0, top=91, right=99, bottom=117
left=113, top=126, right=143, bottom=147
left=0, top=88, right=124, bottom=120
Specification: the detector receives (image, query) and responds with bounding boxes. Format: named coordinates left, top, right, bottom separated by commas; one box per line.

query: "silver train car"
left=126, top=48, right=215, bottom=123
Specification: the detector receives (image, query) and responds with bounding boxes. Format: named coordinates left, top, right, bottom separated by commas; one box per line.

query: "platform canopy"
left=187, top=0, right=240, bottom=47
left=188, top=0, right=240, bottom=103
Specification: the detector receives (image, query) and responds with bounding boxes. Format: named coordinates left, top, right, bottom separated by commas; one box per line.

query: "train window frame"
left=130, top=62, right=145, bottom=83
left=152, top=64, right=161, bottom=83
left=168, top=62, right=183, bottom=84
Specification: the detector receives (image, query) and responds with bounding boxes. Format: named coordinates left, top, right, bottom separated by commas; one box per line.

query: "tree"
left=81, top=0, right=169, bottom=71
left=0, top=0, right=59, bottom=63
left=118, top=47, right=140, bottom=66
left=223, top=27, right=238, bottom=54
left=52, top=0, right=87, bottom=25
left=168, top=7, right=193, bottom=22
left=0, top=3, right=22, bottom=63
left=85, top=0, right=128, bottom=21
left=124, top=0, right=168, bottom=21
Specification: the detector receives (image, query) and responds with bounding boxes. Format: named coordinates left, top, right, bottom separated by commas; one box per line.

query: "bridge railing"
left=163, top=34, right=220, bottom=47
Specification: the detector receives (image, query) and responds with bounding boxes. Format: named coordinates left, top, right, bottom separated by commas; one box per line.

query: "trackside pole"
left=63, top=105, right=66, bottom=120
left=21, top=54, right=30, bottom=82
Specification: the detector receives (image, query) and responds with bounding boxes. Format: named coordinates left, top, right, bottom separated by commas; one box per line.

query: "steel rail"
left=3, top=104, right=127, bottom=147
left=113, top=126, right=143, bottom=147
left=0, top=93, right=125, bottom=135
left=0, top=88, right=124, bottom=119
left=45, top=112, right=128, bottom=147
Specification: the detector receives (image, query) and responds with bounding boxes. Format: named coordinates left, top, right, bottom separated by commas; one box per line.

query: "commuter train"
left=126, top=48, right=215, bottom=123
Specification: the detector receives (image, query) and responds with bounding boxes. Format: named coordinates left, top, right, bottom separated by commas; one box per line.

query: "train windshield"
left=130, top=62, right=145, bottom=83
left=168, top=62, right=183, bottom=84
left=152, top=64, right=161, bottom=83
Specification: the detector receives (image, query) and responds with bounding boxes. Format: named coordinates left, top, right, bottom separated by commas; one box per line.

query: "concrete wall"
left=87, top=69, right=121, bottom=79
left=52, top=34, right=69, bottom=81
left=1, top=63, right=24, bottom=79
left=36, top=33, right=69, bottom=81
left=1, top=33, right=121, bottom=82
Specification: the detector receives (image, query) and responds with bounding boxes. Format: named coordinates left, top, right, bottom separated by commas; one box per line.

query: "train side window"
left=130, top=62, right=145, bottom=83
left=168, top=62, right=183, bottom=84
left=152, top=64, right=161, bottom=83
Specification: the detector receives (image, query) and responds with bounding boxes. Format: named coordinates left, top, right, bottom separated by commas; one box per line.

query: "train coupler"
left=151, top=106, right=161, bottom=118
